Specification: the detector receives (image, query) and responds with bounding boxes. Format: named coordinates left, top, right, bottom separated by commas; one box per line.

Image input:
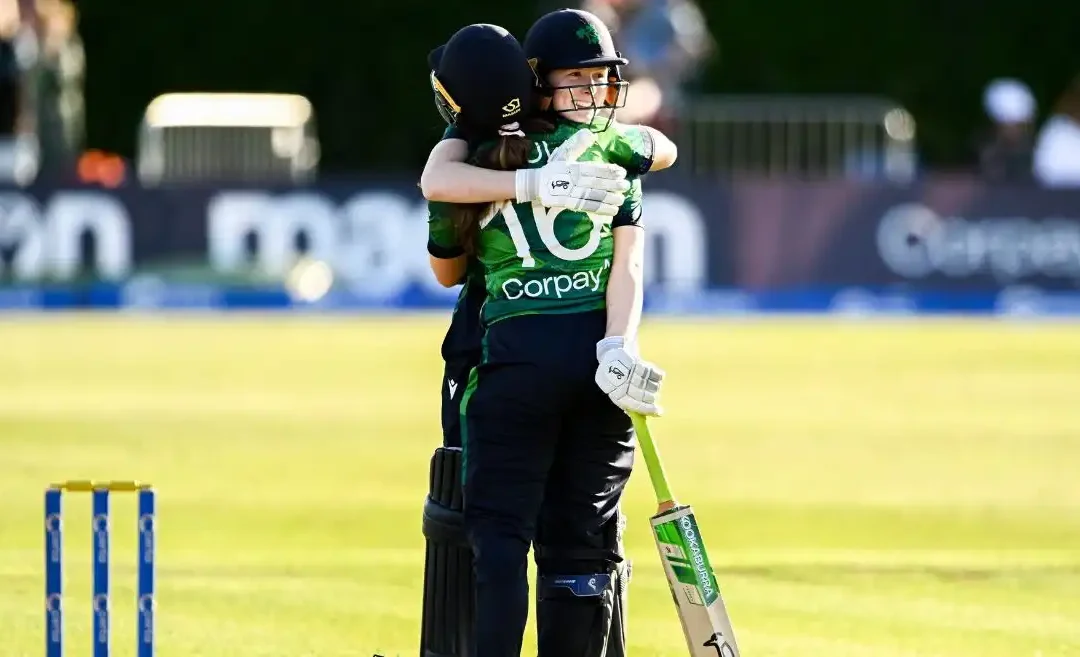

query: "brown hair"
left=452, top=116, right=555, bottom=256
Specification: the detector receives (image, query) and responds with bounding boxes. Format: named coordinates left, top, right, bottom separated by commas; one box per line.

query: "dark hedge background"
left=78, top=0, right=1080, bottom=173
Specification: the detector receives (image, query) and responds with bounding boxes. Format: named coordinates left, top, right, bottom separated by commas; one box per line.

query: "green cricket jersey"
left=427, top=118, right=655, bottom=326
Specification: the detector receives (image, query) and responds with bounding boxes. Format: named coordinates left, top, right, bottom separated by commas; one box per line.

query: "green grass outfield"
left=1, top=314, right=1079, bottom=657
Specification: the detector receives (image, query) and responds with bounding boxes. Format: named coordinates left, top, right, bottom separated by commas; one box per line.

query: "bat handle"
left=629, top=413, right=676, bottom=507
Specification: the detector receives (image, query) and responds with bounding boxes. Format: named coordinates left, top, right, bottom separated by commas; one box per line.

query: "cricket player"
left=423, top=15, right=676, bottom=657
left=418, top=18, right=637, bottom=657
left=420, top=12, right=650, bottom=657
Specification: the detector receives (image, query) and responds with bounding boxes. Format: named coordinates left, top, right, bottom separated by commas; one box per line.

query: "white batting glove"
left=594, top=336, right=665, bottom=416
left=515, top=129, right=630, bottom=216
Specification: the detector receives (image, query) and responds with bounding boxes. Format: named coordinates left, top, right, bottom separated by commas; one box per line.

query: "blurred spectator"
left=1033, top=75, right=1080, bottom=188
left=976, top=78, right=1036, bottom=184
left=581, top=0, right=715, bottom=131
left=27, top=0, right=85, bottom=183
left=0, top=0, right=37, bottom=184
left=0, top=0, right=20, bottom=134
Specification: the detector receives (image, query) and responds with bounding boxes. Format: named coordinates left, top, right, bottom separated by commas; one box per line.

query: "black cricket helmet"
left=523, top=9, right=629, bottom=130
left=427, top=24, right=535, bottom=137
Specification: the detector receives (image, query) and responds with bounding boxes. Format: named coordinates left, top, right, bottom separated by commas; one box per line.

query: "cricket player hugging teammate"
left=408, top=8, right=739, bottom=657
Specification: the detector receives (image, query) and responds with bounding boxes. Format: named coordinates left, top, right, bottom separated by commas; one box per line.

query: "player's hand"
left=594, top=336, right=665, bottom=416
left=515, top=129, right=630, bottom=216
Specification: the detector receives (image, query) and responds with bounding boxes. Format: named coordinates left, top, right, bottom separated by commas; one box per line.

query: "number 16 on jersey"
left=629, top=413, right=741, bottom=657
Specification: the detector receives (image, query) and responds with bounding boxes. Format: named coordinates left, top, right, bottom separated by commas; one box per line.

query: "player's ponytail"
left=451, top=116, right=555, bottom=256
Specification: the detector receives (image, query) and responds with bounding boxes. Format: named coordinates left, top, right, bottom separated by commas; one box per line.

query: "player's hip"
left=460, top=310, right=612, bottom=426
left=481, top=309, right=607, bottom=374
left=440, top=283, right=485, bottom=364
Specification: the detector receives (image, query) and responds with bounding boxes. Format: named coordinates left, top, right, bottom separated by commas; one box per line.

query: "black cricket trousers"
left=460, top=309, right=635, bottom=657
left=441, top=280, right=485, bottom=449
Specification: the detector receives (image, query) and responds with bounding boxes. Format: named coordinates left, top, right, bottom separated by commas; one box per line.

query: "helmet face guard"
left=524, top=8, right=632, bottom=132
left=539, top=63, right=628, bottom=132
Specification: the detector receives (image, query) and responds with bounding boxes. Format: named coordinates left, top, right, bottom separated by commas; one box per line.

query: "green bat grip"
left=629, top=412, right=675, bottom=506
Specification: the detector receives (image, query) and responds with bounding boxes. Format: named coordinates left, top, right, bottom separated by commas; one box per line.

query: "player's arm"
left=421, top=130, right=630, bottom=214
left=594, top=180, right=663, bottom=416
left=604, top=186, right=645, bottom=343
left=430, top=254, right=468, bottom=288
left=427, top=200, right=469, bottom=287
left=611, top=124, right=678, bottom=174
left=604, top=225, right=644, bottom=342
left=642, top=126, right=678, bottom=171
left=420, top=138, right=519, bottom=203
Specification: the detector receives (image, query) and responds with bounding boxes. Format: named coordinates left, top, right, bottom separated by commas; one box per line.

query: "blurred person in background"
left=977, top=78, right=1036, bottom=184
left=0, top=0, right=82, bottom=185
left=0, top=0, right=21, bottom=135
left=580, top=0, right=715, bottom=131
left=1033, top=75, right=1080, bottom=188
left=27, top=0, right=84, bottom=182
left=0, top=0, right=36, bottom=184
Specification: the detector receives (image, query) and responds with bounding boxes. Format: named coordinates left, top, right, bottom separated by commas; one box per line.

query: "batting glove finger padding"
left=576, top=175, right=631, bottom=193
left=548, top=128, right=599, bottom=162
left=572, top=198, right=623, bottom=216
left=572, top=162, right=629, bottom=182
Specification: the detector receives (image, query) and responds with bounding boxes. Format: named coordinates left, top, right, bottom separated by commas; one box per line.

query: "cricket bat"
left=629, top=412, right=741, bottom=657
